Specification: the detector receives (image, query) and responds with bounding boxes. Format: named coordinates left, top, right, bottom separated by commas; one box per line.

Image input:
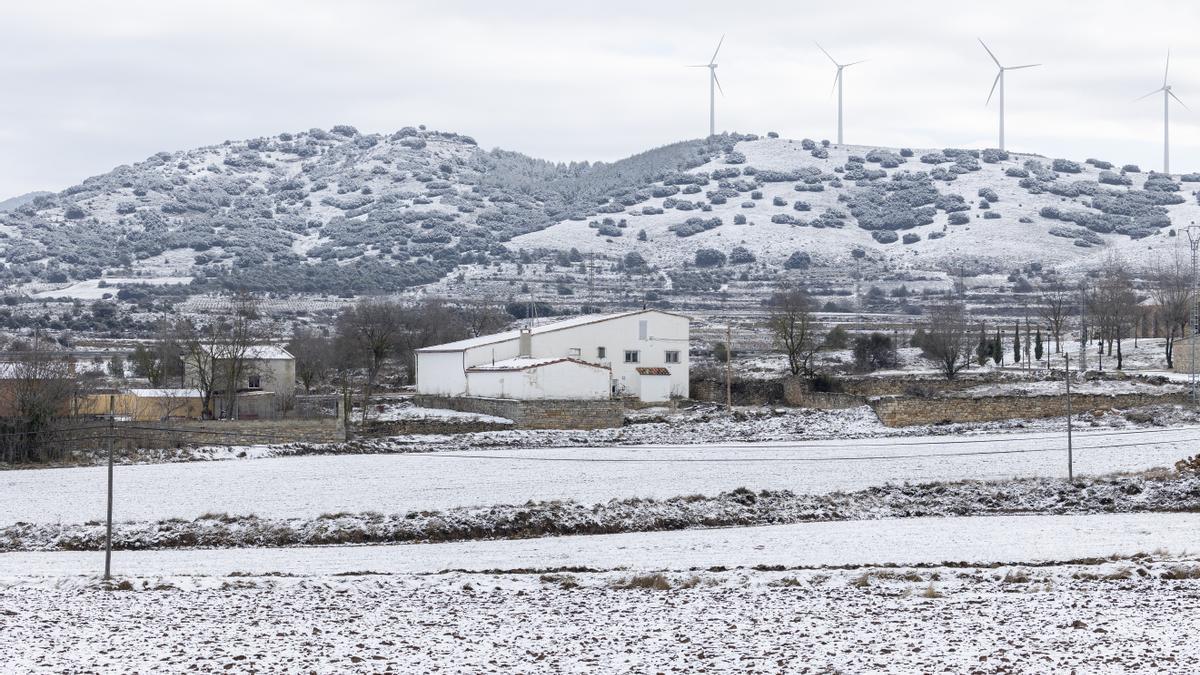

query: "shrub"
left=694, top=248, right=726, bottom=267
left=729, top=246, right=756, bottom=264
left=980, top=148, right=1009, bottom=163
left=770, top=214, right=797, bottom=224
left=899, top=148, right=913, bottom=157
left=1052, top=159, right=1083, bottom=173
left=948, top=213, right=969, bottom=225
left=871, top=230, right=899, bottom=244
left=783, top=250, right=811, bottom=269
left=751, top=190, right=763, bottom=200
left=810, top=148, right=829, bottom=159
left=977, top=187, right=999, bottom=202
left=853, top=333, right=898, bottom=372
left=983, top=211, right=1001, bottom=219
left=793, top=200, right=811, bottom=212
left=734, top=213, right=747, bottom=224
left=1005, top=167, right=1029, bottom=178
left=773, top=196, right=787, bottom=206
left=928, top=230, right=946, bottom=239
left=1086, top=158, right=1114, bottom=170
left=1099, top=171, right=1132, bottom=186
left=801, top=138, right=817, bottom=150
left=902, top=233, right=920, bottom=244
left=1123, top=164, right=1141, bottom=173
left=725, top=151, right=746, bottom=164
left=64, top=206, right=87, bottom=220
left=920, top=153, right=949, bottom=164
left=823, top=325, right=850, bottom=349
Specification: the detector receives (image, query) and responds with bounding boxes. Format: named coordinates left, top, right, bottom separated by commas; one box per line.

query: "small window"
left=638, top=320, right=648, bottom=340
left=665, top=351, right=680, bottom=364
left=624, top=350, right=640, bottom=363
left=568, top=347, right=581, bottom=357
left=597, top=346, right=607, bottom=359
left=248, top=375, right=261, bottom=389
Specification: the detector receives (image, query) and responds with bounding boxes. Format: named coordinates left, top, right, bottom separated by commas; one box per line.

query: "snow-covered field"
left=4, top=426, right=1195, bottom=526
left=30, top=276, right=193, bottom=299
left=370, top=402, right=512, bottom=424
left=5, top=557, right=1197, bottom=673
left=5, top=511, right=1197, bottom=577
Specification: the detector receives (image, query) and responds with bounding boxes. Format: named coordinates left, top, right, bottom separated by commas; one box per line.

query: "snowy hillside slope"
left=3, top=126, right=1199, bottom=304
left=513, top=137, right=1200, bottom=277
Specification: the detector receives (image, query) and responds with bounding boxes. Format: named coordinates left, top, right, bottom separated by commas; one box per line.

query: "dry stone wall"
left=413, top=395, right=624, bottom=430
left=870, top=392, right=1188, bottom=427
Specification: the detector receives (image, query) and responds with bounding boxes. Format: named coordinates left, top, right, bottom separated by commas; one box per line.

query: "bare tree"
left=1149, top=250, right=1193, bottom=369
left=766, top=285, right=822, bottom=377
left=919, top=302, right=972, bottom=380
left=177, top=317, right=223, bottom=419
left=288, top=327, right=333, bottom=394
left=1089, top=258, right=1139, bottom=369
left=0, top=332, right=75, bottom=463
left=336, top=300, right=403, bottom=423
left=1037, top=285, right=1070, bottom=354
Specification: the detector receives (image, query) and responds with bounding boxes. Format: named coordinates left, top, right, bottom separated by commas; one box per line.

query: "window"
left=568, top=347, right=581, bottom=357
left=248, top=375, right=261, bottom=389
left=624, top=350, right=640, bottom=363
left=638, top=320, right=648, bottom=341
left=665, top=351, right=680, bottom=364
left=597, top=346, right=607, bottom=359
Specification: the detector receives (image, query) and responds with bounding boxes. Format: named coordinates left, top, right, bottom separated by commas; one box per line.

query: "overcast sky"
left=2, top=0, right=1200, bottom=197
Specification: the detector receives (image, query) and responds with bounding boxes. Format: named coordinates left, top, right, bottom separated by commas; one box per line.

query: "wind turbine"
left=1136, top=49, right=1189, bottom=175
left=688, top=35, right=725, bottom=137
left=979, top=39, right=1040, bottom=151
left=816, top=43, right=865, bottom=145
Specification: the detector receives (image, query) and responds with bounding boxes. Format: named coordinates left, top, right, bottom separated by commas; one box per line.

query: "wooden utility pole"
left=104, top=417, right=114, bottom=580
left=725, top=325, right=733, bottom=412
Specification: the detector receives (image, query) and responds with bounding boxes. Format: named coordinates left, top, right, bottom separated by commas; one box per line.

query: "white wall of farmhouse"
left=466, top=361, right=610, bottom=400
left=415, top=310, right=690, bottom=400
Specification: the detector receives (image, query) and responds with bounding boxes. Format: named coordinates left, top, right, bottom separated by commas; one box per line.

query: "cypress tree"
left=1034, top=329, right=1043, bottom=362
left=994, top=330, right=1003, bottom=366
left=976, top=324, right=989, bottom=366
left=1013, top=322, right=1021, bottom=363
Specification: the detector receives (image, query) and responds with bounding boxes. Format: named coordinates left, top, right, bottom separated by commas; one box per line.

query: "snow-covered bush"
left=694, top=248, right=726, bottom=267
left=642, top=206, right=664, bottom=215
left=652, top=185, right=679, bottom=198
left=682, top=185, right=702, bottom=195
left=711, top=167, right=741, bottom=180
left=871, top=230, right=898, bottom=243
left=1144, top=174, right=1180, bottom=192
left=1052, top=159, right=1083, bottom=173
left=977, top=187, right=999, bottom=202
left=1086, top=158, right=1114, bottom=170
left=948, top=212, right=970, bottom=225
left=725, top=151, right=746, bottom=164
left=783, top=250, right=811, bottom=269
left=773, top=196, right=787, bottom=206
left=669, top=216, right=723, bottom=237
left=978, top=199, right=991, bottom=209
left=740, top=201, right=754, bottom=209
left=980, top=148, right=1010, bottom=163
left=1180, top=173, right=1200, bottom=182
left=1122, top=164, right=1141, bottom=173
left=928, top=230, right=946, bottom=239
left=920, top=152, right=949, bottom=164
left=751, top=190, right=763, bottom=200
left=801, top=138, right=816, bottom=150
left=793, top=200, right=811, bottom=212
left=1005, top=167, right=1029, bottom=178
left=899, top=148, right=913, bottom=157
left=734, top=213, right=747, bottom=224
left=983, top=211, right=1001, bottom=219
left=902, top=233, right=920, bottom=244
left=729, top=246, right=756, bottom=264
left=771, top=214, right=797, bottom=225
left=1099, top=171, right=1132, bottom=186
left=810, top=148, right=829, bottom=159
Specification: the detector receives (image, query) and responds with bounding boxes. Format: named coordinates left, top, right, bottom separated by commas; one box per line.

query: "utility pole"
left=1077, top=282, right=1088, bottom=372
left=1065, top=353, right=1073, bottom=482
left=725, top=325, right=733, bottom=412
left=104, top=417, right=114, bottom=580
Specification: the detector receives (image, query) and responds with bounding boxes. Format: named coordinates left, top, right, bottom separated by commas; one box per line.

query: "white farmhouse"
left=416, top=309, right=690, bottom=402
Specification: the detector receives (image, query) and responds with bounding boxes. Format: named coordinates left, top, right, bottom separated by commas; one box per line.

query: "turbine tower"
left=688, top=35, right=725, bottom=137
left=979, top=39, right=1040, bottom=151
left=1136, top=49, right=1189, bottom=175
left=816, top=43, right=865, bottom=145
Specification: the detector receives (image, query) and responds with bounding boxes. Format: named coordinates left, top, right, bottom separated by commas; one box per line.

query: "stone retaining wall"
left=357, top=418, right=514, bottom=437
left=689, top=378, right=785, bottom=406
left=115, top=419, right=345, bottom=449
left=870, top=391, right=1188, bottom=427
left=413, top=396, right=624, bottom=430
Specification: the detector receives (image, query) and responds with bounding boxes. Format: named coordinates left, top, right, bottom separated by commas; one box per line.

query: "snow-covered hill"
left=2, top=126, right=1197, bottom=304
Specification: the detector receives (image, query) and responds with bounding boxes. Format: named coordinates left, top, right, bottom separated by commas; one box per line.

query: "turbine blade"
left=1165, top=48, right=1171, bottom=88
left=1007, top=63, right=1040, bottom=70
left=978, top=38, right=1001, bottom=67
left=1135, top=87, right=1165, bottom=102
left=1169, top=89, right=1190, bottom=111
left=986, top=71, right=1001, bottom=105
left=686, top=64, right=709, bottom=67
left=713, top=70, right=724, bottom=96
left=710, top=34, right=725, bottom=65
left=815, top=41, right=838, bottom=66
left=843, top=59, right=868, bottom=67
left=831, top=68, right=842, bottom=96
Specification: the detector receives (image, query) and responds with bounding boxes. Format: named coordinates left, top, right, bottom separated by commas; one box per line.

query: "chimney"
left=518, top=328, right=532, bottom=358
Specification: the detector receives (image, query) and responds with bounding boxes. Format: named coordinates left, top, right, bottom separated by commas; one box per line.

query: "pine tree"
left=1013, top=322, right=1021, bottom=363
left=1034, top=329, right=1043, bottom=362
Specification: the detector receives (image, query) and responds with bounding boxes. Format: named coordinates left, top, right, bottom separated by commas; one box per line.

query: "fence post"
left=1065, top=354, right=1073, bottom=482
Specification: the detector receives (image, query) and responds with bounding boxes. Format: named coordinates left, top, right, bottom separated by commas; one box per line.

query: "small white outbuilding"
left=416, top=309, right=690, bottom=402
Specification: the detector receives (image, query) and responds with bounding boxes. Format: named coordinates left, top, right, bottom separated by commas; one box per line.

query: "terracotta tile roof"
left=636, top=367, right=671, bottom=376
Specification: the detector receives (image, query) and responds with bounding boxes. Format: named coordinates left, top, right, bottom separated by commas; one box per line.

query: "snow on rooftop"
left=418, top=309, right=686, bottom=353
left=199, top=344, right=293, bottom=360
left=127, top=388, right=203, bottom=398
